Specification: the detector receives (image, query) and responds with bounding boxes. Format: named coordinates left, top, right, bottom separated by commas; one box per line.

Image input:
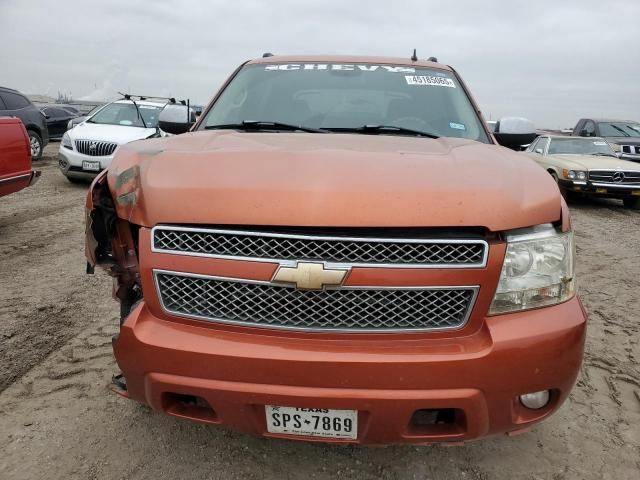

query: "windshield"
left=88, top=102, right=162, bottom=128
left=548, top=138, right=615, bottom=155
left=200, top=63, right=489, bottom=142
left=597, top=122, right=640, bottom=137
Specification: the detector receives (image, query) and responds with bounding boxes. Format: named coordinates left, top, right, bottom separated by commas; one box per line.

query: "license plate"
left=596, top=188, right=607, bottom=194
left=265, top=405, right=357, bottom=439
left=82, top=160, right=101, bottom=172
left=633, top=191, right=640, bottom=196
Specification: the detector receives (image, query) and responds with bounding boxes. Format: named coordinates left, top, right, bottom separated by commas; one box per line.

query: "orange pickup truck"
left=85, top=55, right=587, bottom=445
left=0, top=117, right=40, bottom=198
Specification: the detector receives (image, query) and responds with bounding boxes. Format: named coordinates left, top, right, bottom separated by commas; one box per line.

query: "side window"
left=526, top=138, right=539, bottom=152
left=3, top=92, right=30, bottom=110
left=0, top=95, right=6, bottom=109
left=583, top=121, right=596, bottom=137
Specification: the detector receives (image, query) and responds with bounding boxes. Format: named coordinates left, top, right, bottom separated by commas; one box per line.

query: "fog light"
left=519, top=390, right=550, bottom=409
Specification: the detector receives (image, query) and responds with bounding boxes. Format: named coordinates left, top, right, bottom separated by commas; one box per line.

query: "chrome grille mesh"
left=588, top=170, right=640, bottom=185
left=153, top=227, right=487, bottom=266
left=75, top=139, right=118, bottom=157
left=155, top=272, right=476, bottom=332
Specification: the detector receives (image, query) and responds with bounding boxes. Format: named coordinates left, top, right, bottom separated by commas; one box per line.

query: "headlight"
left=611, top=143, right=621, bottom=152
left=489, top=224, right=575, bottom=315
left=62, top=132, right=73, bottom=150
left=67, top=119, right=75, bottom=130
left=562, top=169, right=586, bottom=181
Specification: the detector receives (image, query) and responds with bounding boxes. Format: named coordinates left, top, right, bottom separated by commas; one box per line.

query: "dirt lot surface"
left=0, top=144, right=639, bottom=480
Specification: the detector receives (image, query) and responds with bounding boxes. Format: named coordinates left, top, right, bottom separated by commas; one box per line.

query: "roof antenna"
left=410, top=49, right=418, bottom=62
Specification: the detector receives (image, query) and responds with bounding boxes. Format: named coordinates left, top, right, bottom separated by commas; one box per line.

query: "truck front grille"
left=75, top=139, right=118, bottom=157
left=152, top=226, right=488, bottom=267
left=620, top=145, right=640, bottom=155
left=155, top=271, right=477, bottom=332
left=589, top=170, right=640, bottom=185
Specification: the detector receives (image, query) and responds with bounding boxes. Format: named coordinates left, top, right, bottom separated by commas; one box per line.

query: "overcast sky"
left=1, top=0, right=639, bottom=128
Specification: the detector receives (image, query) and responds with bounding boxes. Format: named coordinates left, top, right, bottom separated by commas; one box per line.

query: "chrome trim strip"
left=152, top=269, right=480, bottom=333
left=588, top=169, right=640, bottom=174
left=150, top=225, right=490, bottom=269
left=590, top=182, right=640, bottom=189
left=0, top=172, right=31, bottom=186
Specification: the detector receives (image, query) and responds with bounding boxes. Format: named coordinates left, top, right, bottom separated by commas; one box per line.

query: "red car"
left=0, top=117, right=40, bottom=197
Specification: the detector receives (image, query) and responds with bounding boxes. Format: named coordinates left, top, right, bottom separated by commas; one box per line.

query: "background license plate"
left=82, top=160, right=100, bottom=171
left=265, top=405, right=357, bottom=439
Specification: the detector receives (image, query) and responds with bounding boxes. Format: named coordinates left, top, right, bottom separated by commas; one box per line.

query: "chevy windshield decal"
left=264, top=64, right=416, bottom=73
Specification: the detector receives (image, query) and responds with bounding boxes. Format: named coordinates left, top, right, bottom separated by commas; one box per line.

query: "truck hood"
left=547, top=154, right=640, bottom=170
left=68, top=122, right=157, bottom=144
left=107, top=131, right=562, bottom=232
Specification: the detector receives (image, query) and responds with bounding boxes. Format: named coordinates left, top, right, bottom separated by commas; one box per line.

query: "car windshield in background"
left=598, top=122, right=640, bottom=137
left=201, top=63, right=489, bottom=142
left=548, top=138, right=616, bottom=156
left=88, top=102, right=162, bottom=128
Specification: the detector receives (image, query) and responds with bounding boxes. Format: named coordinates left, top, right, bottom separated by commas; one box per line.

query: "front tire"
left=28, top=130, right=43, bottom=160
left=623, top=197, right=640, bottom=210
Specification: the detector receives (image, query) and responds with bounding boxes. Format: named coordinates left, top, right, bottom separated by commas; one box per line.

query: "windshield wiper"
left=326, top=125, right=439, bottom=139
left=130, top=99, right=147, bottom=129
left=609, top=124, right=630, bottom=137
left=205, top=120, right=328, bottom=133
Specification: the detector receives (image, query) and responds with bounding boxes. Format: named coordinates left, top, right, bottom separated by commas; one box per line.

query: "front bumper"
left=113, top=296, right=587, bottom=445
left=558, top=179, right=640, bottom=197
left=58, top=147, right=113, bottom=180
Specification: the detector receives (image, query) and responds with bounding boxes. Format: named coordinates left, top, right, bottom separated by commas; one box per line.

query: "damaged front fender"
left=85, top=170, right=142, bottom=319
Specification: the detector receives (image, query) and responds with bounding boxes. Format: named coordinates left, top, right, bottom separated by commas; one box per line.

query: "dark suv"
left=572, top=118, right=640, bottom=163
left=0, top=87, right=49, bottom=159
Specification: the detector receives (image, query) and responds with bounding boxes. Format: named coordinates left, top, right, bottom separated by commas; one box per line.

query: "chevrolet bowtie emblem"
left=272, top=262, right=348, bottom=290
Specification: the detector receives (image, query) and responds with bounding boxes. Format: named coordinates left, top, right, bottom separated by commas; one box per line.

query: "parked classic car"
left=0, top=117, right=40, bottom=197
left=41, top=105, right=77, bottom=139
left=85, top=55, right=586, bottom=445
left=525, top=135, right=640, bottom=209
left=0, top=86, right=49, bottom=159
left=572, top=118, right=640, bottom=162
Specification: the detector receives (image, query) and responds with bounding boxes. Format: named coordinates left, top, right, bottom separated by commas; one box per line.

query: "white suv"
left=58, top=99, right=167, bottom=181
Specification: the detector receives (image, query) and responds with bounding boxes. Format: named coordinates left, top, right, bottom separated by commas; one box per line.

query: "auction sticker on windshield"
left=266, top=406, right=357, bottom=439
left=405, top=75, right=456, bottom=87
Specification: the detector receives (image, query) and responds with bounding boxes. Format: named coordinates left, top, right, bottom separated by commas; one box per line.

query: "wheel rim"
left=30, top=135, right=41, bottom=157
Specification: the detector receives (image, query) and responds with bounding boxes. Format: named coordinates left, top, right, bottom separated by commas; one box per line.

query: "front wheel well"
left=25, top=125, right=41, bottom=135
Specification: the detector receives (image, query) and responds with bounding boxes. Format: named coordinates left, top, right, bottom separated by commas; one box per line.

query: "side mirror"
left=493, top=117, right=537, bottom=150
left=158, top=104, right=196, bottom=135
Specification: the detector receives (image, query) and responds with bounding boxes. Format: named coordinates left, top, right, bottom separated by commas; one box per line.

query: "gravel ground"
left=0, top=144, right=638, bottom=480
